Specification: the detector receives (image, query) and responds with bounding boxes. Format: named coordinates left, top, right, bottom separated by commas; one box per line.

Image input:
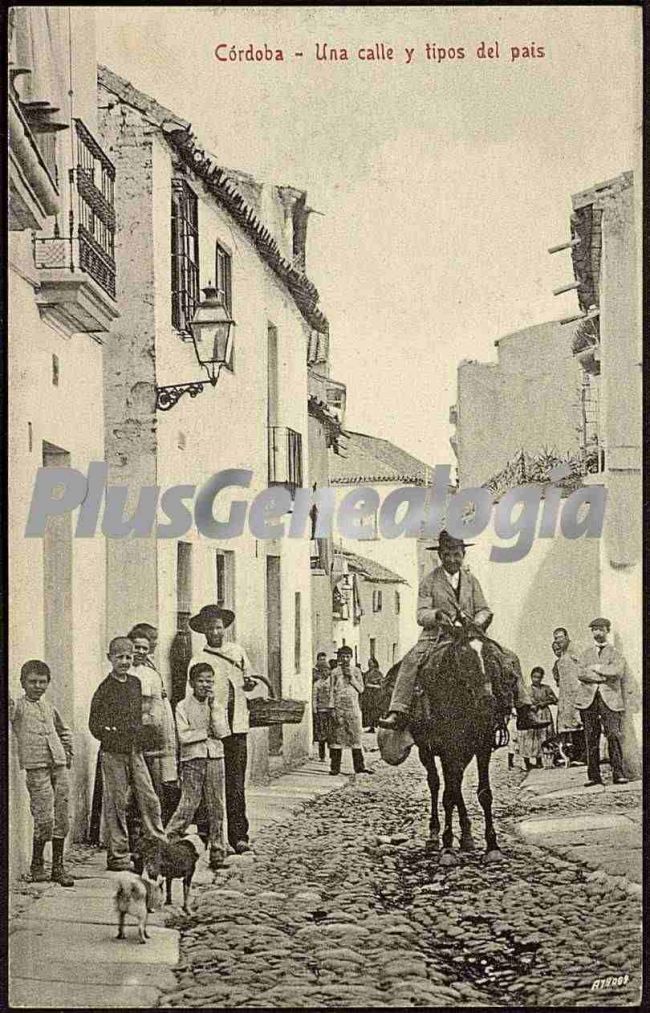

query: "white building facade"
left=97, top=67, right=328, bottom=778
left=9, top=9, right=119, bottom=876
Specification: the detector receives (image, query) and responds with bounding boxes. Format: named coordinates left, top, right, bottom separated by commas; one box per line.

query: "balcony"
left=325, top=379, right=346, bottom=417
left=268, top=426, right=303, bottom=497
left=33, top=119, right=119, bottom=337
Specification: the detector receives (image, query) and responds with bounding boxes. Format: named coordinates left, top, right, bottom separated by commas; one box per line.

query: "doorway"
left=266, top=555, right=282, bottom=755
left=42, top=442, right=73, bottom=718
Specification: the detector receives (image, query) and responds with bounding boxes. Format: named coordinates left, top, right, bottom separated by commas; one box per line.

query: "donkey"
left=380, top=620, right=517, bottom=866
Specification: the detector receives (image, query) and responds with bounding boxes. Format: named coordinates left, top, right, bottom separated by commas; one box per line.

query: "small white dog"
left=114, top=872, right=163, bottom=944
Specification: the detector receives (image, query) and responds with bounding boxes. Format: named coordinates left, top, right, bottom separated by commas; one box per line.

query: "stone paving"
left=7, top=758, right=352, bottom=1008
left=161, top=746, right=641, bottom=1008
left=9, top=742, right=642, bottom=1008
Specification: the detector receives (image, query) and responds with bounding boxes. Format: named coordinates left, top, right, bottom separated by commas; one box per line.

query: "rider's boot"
left=352, top=749, right=374, bottom=774
left=378, top=710, right=408, bottom=731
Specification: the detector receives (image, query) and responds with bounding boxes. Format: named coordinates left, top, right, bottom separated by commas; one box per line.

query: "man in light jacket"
left=577, top=618, right=629, bottom=787
left=187, top=605, right=267, bottom=854
left=380, top=531, right=538, bottom=731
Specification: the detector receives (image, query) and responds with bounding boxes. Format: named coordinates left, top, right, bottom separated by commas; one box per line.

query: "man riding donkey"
left=379, top=530, right=549, bottom=737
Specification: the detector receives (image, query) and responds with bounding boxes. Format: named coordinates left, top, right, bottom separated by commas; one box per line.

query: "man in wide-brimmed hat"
left=187, top=605, right=267, bottom=854
left=379, top=530, right=538, bottom=731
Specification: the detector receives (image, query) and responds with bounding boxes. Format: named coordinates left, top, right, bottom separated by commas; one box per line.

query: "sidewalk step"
left=518, top=813, right=633, bottom=835
left=10, top=978, right=163, bottom=1009
left=10, top=920, right=179, bottom=967
left=14, top=893, right=170, bottom=927
left=515, top=811, right=642, bottom=886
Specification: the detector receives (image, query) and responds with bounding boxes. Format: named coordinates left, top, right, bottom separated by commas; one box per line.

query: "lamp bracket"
left=155, top=364, right=223, bottom=412
left=155, top=381, right=208, bottom=411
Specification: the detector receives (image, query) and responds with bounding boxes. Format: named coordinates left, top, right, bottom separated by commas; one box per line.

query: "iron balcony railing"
left=268, top=426, right=303, bottom=497
left=33, top=119, right=116, bottom=300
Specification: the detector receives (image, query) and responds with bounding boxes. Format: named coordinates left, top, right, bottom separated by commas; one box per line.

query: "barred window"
left=171, top=179, right=200, bottom=332
left=73, top=120, right=116, bottom=298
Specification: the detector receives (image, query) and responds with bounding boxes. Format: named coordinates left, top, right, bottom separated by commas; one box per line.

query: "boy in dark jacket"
left=89, top=637, right=166, bottom=871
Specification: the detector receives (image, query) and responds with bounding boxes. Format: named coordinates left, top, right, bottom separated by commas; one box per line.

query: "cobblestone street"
left=161, top=748, right=642, bottom=1008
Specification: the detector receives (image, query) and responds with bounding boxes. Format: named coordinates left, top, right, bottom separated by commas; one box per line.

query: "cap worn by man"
left=589, top=617, right=611, bottom=631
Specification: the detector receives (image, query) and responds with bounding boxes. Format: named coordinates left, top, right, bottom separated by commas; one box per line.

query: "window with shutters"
left=215, top=550, right=236, bottom=640
left=176, top=541, right=193, bottom=628
left=171, top=179, right=199, bottom=333
left=215, top=242, right=232, bottom=312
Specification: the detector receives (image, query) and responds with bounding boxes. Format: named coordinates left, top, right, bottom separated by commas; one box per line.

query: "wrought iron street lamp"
left=156, top=285, right=235, bottom=411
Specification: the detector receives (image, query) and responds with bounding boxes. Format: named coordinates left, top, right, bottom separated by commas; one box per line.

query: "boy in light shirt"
left=10, top=660, right=74, bottom=885
left=167, top=662, right=229, bottom=869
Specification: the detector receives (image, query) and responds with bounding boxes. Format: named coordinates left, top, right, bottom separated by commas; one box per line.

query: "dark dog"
left=136, top=837, right=199, bottom=913
left=541, top=736, right=570, bottom=768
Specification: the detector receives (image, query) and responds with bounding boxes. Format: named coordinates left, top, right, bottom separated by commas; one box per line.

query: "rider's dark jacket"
left=416, top=566, right=493, bottom=642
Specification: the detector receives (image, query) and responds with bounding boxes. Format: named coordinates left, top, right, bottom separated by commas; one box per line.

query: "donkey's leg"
left=476, top=742, right=503, bottom=861
left=439, top=762, right=460, bottom=866
left=457, top=773, right=475, bottom=852
left=420, top=747, right=440, bottom=849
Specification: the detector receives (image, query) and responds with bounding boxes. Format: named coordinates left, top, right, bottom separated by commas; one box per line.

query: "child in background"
left=506, top=706, right=519, bottom=770
left=128, top=625, right=178, bottom=823
left=519, top=667, right=557, bottom=770
left=312, top=652, right=334, bottom=762
left=10, top=660, right=74, bottom=886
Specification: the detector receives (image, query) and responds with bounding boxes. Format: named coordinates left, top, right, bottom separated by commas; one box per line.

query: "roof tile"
left=330, top=431, right=436, bottom=485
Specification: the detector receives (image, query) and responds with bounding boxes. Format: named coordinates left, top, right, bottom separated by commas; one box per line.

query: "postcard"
left=7, top=5, right=642, bottom=1008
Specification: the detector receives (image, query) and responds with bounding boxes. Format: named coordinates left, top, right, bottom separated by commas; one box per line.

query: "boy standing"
left=10, top=660, right=74, bottom=886
left=312, top=652, right=334, bottom=761
left=89, top=637, right=167, bottom=871
left=128, top=625, right=178, bottom=822
left=167, top=662, right=229, bottom=868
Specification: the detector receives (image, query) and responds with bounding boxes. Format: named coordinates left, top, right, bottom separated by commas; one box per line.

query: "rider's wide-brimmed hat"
left=189, top=604, right=235, bottom=633
left=426, top=529, right=474, bottom=551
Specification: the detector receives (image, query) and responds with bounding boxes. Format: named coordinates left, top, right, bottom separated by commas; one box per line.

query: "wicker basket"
left=248, top=697, right=306, bottom=728
left=247, top=674, right=306, bottom=728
